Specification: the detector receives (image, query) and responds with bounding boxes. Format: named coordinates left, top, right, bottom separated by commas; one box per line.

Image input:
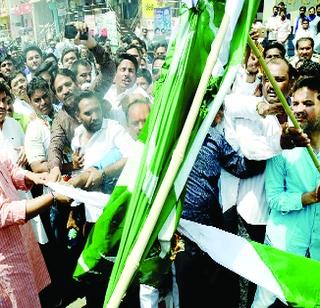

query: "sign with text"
left=154, top=6, right=171, bottom=34
left=142, top=0, right=159, bottom=19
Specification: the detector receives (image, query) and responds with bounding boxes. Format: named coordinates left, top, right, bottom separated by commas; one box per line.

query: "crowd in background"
left=262, top=2, right=320, bottom=57
left=1, top=3, right=320, bottom=308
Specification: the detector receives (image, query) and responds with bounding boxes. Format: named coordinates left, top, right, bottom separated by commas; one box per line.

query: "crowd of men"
left=264, top=2, right=320, bottom=55
left=1, top=6, right=320, bottom=308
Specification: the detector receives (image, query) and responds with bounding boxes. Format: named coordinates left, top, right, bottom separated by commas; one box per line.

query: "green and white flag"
left=73, top=0, right=259, bottom=306
left=179, top=219, right=320, bottom=308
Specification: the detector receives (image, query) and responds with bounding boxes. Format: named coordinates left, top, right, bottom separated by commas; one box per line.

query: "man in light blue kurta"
left=253, top=76, right=320, bottom=307
left=265, top=147, right=320, bottom=259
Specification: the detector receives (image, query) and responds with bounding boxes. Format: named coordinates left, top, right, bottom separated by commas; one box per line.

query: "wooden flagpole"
left=106, top=13, right=231, bottom=308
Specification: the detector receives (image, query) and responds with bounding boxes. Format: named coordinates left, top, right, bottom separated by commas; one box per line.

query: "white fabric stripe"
left=158, top=207, right=178, bottom=258
left=78, top=254, right=90, bottom=272
left=211, top=0, right=244, bottom=77
left=178, top=218, right=286, bottom=302
left=47, top=182, right=285, bottom=301
left=142, top=170, right=158, bottom=200
left=47, top=182, right=110, bottom=208
left=204, top=0, right=219, bottom=35
left=117, top=140, right=145, bottom=192
left=47, top=182, right=111, bottom=222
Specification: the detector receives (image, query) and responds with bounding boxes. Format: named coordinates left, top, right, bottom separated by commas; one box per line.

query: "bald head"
left=262, top=58, right=292, bottom=103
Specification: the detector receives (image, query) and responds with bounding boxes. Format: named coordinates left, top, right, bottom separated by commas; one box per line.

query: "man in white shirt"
left=24, top=45, right=43, bottom=82
left=25, top=77, right=55, bottom=173
left=0, top=82, right=27, bottom=166
left=294, top=18, right=314, bottom=45
left=276, top=9, right=291, bottom=55
left=71, top=90, right=135, bottom=188
left=104, top=53, right=138, bottom=126
left=307, top=6, right=320, bottom=38
left=7, top=71, right=35, bottom=117
left=290, top=37, right=319, bottom=68
left=266, top=6, right=280, bottom=44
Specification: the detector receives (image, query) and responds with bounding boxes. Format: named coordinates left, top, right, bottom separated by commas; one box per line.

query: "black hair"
left=34, top=60, right=56, bottom=77
left=263, top=42, right=286, bottom=58
left=61, top=47, right=79, bottom=63
left=120, top=34, right=133, bottom=45
left=24, top=45, right=43, bottom=58
left=52, top=68, right=77, bottom=93
left=0, top=53, right=12, bottom=64
left=134, top=37, right=147, bottom=51
left=71, top=59, right=92, bottom=76
left=115, top=53, right=138, bottom=73
left=293, top=76, right=320, bottom=94
left=296, top=59, right=320, bottom=78
left=137, top=68, right=152, bottom=85
left=27, top=76, right=50, bottom=98
left=125, top=44, right=142, bottom=57
left=54, top=68, right=76, bottom=82
left=154, top=41, right=168, bottom=52
left=296, top=37, right=314, bottom=50
left=0, top=81, right=11, bottom=97
left=44, top=52, right=58, bottom=64
left=7, top=71, right=26, bottom=89
left=264, top=57, right=296, bottom=81
left=72, top=90, right=101, bottom=113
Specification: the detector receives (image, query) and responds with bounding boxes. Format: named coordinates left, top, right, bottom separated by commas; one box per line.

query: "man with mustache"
left=71, top=90, right=134, bottom=173
left=104, top=53, right=138, bottom=126
left=48, top=69, right=80, bottom=182
left=67, top=91, right=136, bottom=306
left=7, top=71, right=35, bottom=117
left=252, top=76, right=320, bottom=307
left=221, top=58, right=310, bottom=307
left=290, top=37, right=319, bottom=68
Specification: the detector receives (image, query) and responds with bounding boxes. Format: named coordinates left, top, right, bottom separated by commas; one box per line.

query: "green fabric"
left=73, top=0, right=260, bottom=306
left=105, top=2, right=224, bottom=304
left=13, top=112, right=30, bottom=132
left=252, top=241, right=320, bottom=307
left=224, top=0, right=260, bottom=70
left=73, top=186, right=130, bottom=279
left=73, top=0, right=223, bottom=302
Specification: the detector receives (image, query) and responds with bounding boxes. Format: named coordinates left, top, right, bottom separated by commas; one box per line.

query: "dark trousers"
left=223, top=206, right=266, bottom=308
left=175, top=236, right=230, bottom=308
left=241, top=215, right=266, bottom=307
